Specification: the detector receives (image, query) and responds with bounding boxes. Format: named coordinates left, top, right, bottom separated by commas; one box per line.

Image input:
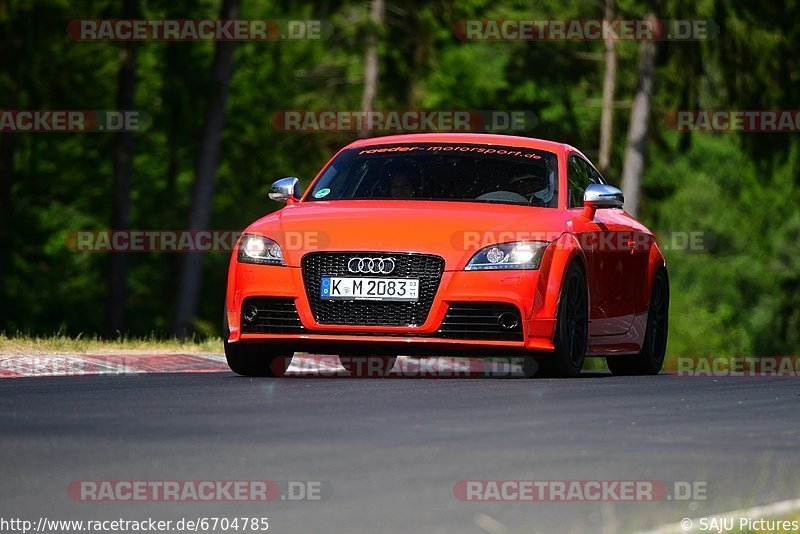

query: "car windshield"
left=306, top=143, right=559, bottom=208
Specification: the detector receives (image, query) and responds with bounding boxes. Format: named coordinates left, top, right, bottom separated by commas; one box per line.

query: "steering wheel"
left=475, top=191, right=530, bottom=204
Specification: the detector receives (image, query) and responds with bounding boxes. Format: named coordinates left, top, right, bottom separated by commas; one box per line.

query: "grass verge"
left=0, top=333, right=223, bottom=354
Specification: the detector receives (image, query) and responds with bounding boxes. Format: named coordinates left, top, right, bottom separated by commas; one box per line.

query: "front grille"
left=301, top=252, right=445, bottom=326
left=240, top=297, right=306, bottom=334
left=435, top=303, right=524, bottom=341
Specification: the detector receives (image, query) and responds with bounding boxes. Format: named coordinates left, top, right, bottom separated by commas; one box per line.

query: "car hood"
left=246, top=200, right=570, bottom=269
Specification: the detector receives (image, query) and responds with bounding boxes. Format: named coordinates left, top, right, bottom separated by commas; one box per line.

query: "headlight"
left=465, top=241, right=549, bottom=270
left=237, top=234, right=285, bottom=265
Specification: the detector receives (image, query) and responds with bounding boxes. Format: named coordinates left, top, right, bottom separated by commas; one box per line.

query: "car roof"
left=344, top=133, right=572, bottom=154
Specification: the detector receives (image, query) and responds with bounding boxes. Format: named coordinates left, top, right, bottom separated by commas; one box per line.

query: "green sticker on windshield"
left=314, top=188, right=331, bottom=198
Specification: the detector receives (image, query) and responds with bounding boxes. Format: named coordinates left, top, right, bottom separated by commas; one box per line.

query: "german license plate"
left=320, top=277, right=419, bottom=301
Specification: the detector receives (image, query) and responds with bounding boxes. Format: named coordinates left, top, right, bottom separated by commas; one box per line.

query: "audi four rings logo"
left=347, top=257, right=397, bottom=274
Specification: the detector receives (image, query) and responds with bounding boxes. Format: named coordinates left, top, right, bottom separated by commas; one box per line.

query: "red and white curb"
left=0, top=353, right=229, bottom=378
left=0, top=354, right=517, bottom=379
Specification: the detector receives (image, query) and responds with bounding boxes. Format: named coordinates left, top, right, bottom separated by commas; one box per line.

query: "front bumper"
left=226, top=263, right=557, bottom=354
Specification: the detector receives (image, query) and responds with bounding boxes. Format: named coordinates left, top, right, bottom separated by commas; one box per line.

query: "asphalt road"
left=1, top=371, right=799, bottom=533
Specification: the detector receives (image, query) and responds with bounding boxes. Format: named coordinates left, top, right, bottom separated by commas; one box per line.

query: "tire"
left=339, top=355, right=397, bottom=377
left=223, top=311, right=293, bottom=377
left=535, top=262, right=589, bottom=378
left=520, top=356, right=539, bottom=378
left=606, top=269, right=669, bottom=376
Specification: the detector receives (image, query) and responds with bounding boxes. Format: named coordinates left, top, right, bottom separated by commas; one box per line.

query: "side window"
left=568, top=156, right=590, bottom=208
left=588, top=164, right=605, bottom=185
left=567, top=155, right=602, bottom=208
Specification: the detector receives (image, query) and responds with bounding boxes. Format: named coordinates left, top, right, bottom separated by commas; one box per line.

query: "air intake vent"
left=240, top=298, right=306, bottom=334
left=435, top=303, right=523, bottom=341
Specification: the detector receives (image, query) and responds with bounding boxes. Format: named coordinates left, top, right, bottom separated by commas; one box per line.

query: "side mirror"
left=583, top=183, right=624, bottom=209
left=582, top=183, right=623, bottom=219
left=269, top=177, right=302, bottom=203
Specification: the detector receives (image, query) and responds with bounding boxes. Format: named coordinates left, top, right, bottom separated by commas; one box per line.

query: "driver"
left=381, top=160, right=422, bottom=198
left=508, top=173, right=552, bottom=205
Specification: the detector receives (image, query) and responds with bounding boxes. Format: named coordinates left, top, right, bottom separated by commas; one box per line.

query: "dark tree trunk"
left=620, top=17, right=657, bottom=217
left=360, top=0, right=384, bottom=137
left=164, top=42, right=181, bottom=194
left=106, top=0, right=141, bottom=336
left=0, top=86, right=17, bottom=305
left=173, top=0, right=241, bottom=337
left=598, top=0, right=617, bottom=174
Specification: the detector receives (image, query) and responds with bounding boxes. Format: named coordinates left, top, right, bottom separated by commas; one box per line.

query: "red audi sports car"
left=224, top=133, right=669, bottom=378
